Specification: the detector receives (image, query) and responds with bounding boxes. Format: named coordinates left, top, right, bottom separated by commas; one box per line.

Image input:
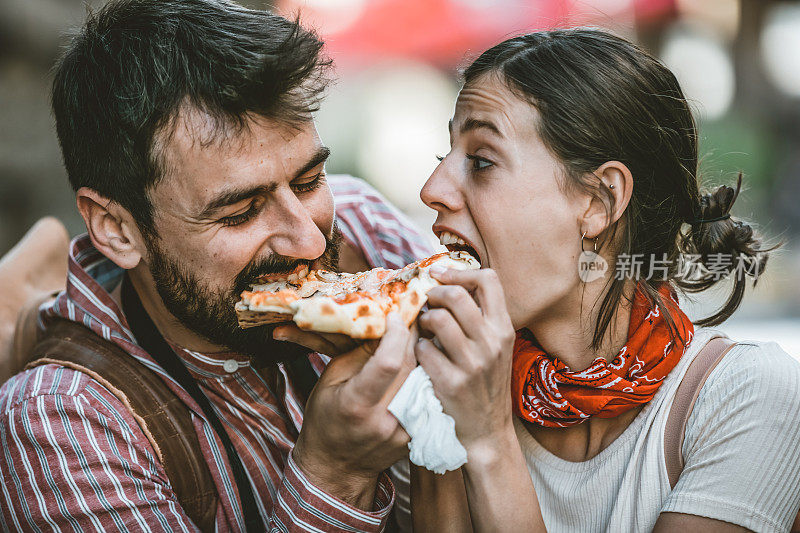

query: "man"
left=0, top=0, right=431, bottom=530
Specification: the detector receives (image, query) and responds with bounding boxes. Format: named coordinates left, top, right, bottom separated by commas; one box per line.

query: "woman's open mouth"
left=438, top=230, right=482, bottom=266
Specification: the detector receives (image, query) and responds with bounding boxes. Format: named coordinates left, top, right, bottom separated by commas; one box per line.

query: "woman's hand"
left=414, top=267, right=516, bottom=453
left=415, top=267, right=546, bottom=532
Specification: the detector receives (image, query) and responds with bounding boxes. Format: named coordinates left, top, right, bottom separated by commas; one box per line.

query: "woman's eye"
left=293, top=172, right=325, bottom=193
left=466, top=154, right=493, bottom=171
left=219, top=204, right=259, bottom=227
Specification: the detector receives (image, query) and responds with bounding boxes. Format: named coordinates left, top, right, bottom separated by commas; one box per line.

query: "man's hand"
left=273, top=324, right=362, bottom=357
left=292, top=313, right=417, bottom=510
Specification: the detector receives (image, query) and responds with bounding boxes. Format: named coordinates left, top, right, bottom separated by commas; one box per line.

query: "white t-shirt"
left=513, top=327, right=800, bottom=532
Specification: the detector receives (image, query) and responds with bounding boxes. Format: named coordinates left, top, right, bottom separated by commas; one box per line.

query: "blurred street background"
left=1, top=0, right=798, bottom=354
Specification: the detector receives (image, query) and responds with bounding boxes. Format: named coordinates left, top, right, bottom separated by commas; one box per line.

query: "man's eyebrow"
left=199, top=184, right=276, bottom=219
left=197, top=146, right=331, bottom=219
left=292, top=146, right=330, bottom=182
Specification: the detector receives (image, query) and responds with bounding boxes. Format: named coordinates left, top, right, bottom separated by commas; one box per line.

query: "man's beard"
left=144, top=224, right=342, bottom=361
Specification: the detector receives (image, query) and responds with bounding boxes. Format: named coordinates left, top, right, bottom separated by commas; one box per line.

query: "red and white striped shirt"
left=0, top=175, right=433, bottom=532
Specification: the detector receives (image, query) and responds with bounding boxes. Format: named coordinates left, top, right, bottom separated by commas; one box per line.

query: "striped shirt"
left=0, top=175, right=433, bottom=532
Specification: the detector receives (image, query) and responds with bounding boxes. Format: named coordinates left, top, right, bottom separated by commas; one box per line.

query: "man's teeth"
left=287, top=265, right=309, bottom=282
left=439, top=231, right=469, bottom=247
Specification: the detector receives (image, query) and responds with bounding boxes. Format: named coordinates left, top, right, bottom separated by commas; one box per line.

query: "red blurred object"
left=634, top=0, right=679, bottom=25
left=277, top=0, right=677, bottom=69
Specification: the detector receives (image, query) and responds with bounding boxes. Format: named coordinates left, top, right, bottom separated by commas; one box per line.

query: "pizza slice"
left=236, top=251, right=480, bottom=339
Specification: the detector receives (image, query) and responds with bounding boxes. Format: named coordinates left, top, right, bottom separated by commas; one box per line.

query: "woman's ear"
left=579, top=160, right=633, bottom=240
left=76, top=188, right=145, bottom=270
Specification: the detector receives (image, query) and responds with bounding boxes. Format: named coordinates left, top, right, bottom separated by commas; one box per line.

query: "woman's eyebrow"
left=449, top=117, right=505, bottom=138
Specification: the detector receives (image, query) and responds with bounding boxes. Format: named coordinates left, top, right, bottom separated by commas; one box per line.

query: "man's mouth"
left=254, top=263, right=311, bottom=284
left=437, top=230, right=483, bottom=266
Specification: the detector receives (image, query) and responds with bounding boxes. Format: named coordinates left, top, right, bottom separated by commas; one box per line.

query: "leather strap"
left=26, top=320, right=218, bottom=531
left=665, top=336, right=800, bottom=531
left=285, top=352, right=319, bottom=405
left=664, top=336, right=737, bottom=489
left=120, top=276, right=263, bottom=532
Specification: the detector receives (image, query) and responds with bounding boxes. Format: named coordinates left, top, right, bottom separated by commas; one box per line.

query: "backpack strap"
left=664, top=335, right=737, bottom=489
left=284, top=352, right=320, bottom=405
left=25, top=320, right=218, bottom=531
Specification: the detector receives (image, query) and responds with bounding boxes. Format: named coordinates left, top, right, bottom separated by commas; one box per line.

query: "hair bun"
left=678, top=172, right=777, bottom=326
left=693, top=173, right=742, bottom=227
left=690, top=173, right=760, bottom=258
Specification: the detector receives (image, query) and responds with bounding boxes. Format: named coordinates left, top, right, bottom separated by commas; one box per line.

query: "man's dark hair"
left=52, top=0, right=331, bottom=238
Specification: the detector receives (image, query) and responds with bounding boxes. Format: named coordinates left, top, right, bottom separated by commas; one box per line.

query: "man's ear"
left=76, top=188, right=146, bottom=270
left=578, top=160, right=634, bottom=241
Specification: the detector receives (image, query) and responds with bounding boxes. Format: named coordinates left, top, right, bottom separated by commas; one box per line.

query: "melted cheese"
left=237, top=251, right=480, bottom=338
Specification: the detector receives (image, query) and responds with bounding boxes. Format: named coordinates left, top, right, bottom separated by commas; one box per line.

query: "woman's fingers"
left=414, top=337, right=459, bottom=391
left=424, top=284, right=484, bottom=339
left=417, top=308, right=471, bottom=365
left=431, top=267, right=510, bottom=326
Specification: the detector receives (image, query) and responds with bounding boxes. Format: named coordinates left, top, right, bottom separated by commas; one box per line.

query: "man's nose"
left=264, top=193, right=328, bottom=261
left=420, top=157, right=463, bottom=213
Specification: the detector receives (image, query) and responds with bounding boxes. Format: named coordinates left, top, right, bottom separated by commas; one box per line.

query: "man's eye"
left=466, top=154, right=493, bottom=171
left=220, top=205, right=258, bottom=227
left=293, top=172, right=325, bottom=193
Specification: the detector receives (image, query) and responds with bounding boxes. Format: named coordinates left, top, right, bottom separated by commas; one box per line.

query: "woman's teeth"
left=439, top=231, right=468, bottom=247
left=438, top=231, right=483, bottom=266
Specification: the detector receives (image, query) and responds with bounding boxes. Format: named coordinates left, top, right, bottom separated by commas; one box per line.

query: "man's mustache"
left=233, top=223, right=343, bottom=295
left=234, top=255, right=313, bottom=294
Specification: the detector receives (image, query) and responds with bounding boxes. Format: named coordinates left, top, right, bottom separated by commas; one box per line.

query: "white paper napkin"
left=387, top=366, right=467, bottom=474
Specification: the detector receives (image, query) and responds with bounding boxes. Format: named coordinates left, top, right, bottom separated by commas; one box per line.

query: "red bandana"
left=511, top=285, right=694, bottom=428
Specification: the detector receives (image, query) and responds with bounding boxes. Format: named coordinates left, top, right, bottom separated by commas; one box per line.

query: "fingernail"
left=430, top=265, right=447, bottom=277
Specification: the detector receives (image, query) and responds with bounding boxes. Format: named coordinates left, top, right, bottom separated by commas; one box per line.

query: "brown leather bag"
left=25, top=319, right=218, bottom=531
left=665, top=336, right=800, bottom=532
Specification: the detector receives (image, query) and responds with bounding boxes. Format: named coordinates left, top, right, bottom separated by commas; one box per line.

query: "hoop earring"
left=580, top=231, right=598, bottom=253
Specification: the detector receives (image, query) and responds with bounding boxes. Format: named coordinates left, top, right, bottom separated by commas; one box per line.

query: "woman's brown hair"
left=463, top=29, right=773, bottom=349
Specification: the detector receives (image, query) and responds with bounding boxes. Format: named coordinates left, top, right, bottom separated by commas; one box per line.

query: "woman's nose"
left=420, top=158, right=463, bottom=213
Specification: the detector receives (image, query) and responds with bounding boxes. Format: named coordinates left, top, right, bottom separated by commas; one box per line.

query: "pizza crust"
left=236, top=251, right=479, bottom=339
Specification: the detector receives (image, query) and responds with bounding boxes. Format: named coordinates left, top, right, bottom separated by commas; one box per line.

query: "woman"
left=411, top=29, right=800, bottom=532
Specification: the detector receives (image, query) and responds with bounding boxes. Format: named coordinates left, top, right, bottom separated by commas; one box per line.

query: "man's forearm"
left=270, top=451, right=394, bottom=533
left=291, top=442, right=380, bottom=510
